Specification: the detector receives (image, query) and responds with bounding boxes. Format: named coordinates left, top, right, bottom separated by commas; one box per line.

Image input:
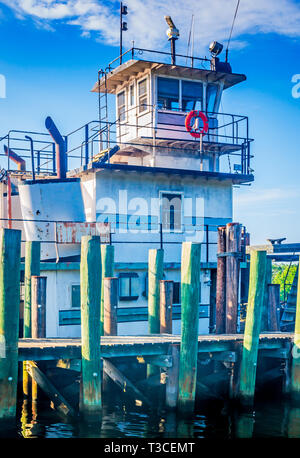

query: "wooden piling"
left=268, top=283, right=280, bottom=331
left=147, top=249, right=164, bottom=377
left=216, top=226, right=226, bottom=333
left=31, top=275, right=47, bottom=403
left=291, top=256, right=300, bottom=401
left=0, top=228, right=21, bottom=419
left=160, top=280, right=173, bottom=334
left=178, top=242, right=201, bottom=413
left=31, top=276, right=47, bottom=338
left=238, top=250, right=267, bottom=406
left=261, top=257, right=272, bottom=331
left=100, top=244, right=114, bottom=336
left=165, top=345, right=179, bottom=409
left=225, top=223, right=241, bottom=334
left=148, top=249, right=164, bottom=334
left=24, top=241, right=41, bottom=338
left=103, top=277, right=118, bottom=336
left=80, top=235, right=102, bottom=416
left=23, top=241, right=40, bottom=398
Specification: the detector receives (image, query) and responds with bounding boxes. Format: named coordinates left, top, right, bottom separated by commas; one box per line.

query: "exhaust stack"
left=4, top=145, right=26, bottom=171
left=45, top=116, right=67, bottom=179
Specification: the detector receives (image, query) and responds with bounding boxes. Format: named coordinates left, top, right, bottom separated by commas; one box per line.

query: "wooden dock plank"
left=17, top=333, right=293, bottom=361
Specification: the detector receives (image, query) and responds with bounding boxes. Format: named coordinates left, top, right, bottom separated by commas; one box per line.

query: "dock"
left=18, top=333, right=293, bottom=361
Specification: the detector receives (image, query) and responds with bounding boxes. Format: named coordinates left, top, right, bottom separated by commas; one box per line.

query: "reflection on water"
left=0, top=396, right=299, bottom=439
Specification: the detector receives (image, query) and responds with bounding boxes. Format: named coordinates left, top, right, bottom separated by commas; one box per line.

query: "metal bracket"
left=137, top=354, right=173, bottom=368
left=260, top=348, right=289, bottom=359
left=198, top=351, right=236, bottom=363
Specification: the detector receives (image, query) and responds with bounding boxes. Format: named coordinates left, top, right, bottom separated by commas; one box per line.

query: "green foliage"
left=272, top=263, right=298, bottom=302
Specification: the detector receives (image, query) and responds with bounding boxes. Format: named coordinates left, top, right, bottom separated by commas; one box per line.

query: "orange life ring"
left=185, top=110, right=209, bottom=138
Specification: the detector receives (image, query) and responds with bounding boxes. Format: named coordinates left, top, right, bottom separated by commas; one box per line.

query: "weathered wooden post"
left=31, top=276, right=47, bottom=338
left=240, top=231, right=250, bottom=305
left=238, top=250, right=267, bottom=406
left=0, top=228, right=21, bottom=419
left=291, top=256, right=300, bottom=401
left=216, top=226, right=226, bottom=333
left=160, top=280, right=173, bottom=334
left=165, top=345, right=179, bottom=409
left=104, top=277, right=118, bottom=336
left=147, top=248, right=164, bottom=377
left=100, top=244, right=114, bottom=336
left=31, top=275, right=47, bottom=403
left=80, top=235, right=102, bottom=416
left=261, top=257, right=272, bottom=331
left=23, top=241, right=40, bottom=398
left=226, top=223, right=241, bottom=334
left=178, top=242, right=201, bottom=413
left=268, top=283, right=280, bottom=331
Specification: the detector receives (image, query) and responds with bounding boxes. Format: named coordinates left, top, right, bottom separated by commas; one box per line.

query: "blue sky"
left=0, top=0, right=299, bottom=244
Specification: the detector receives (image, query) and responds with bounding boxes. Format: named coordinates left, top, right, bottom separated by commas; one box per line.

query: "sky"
left=0, top=0, right=299, bottom=244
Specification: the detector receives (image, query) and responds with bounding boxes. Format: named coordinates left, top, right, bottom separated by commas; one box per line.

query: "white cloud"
left=1, top=0, right=300, bottom=52
left=235, top=187, right=300, bottom=207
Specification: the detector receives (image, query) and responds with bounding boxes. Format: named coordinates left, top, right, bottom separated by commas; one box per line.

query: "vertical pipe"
left=0, top=228, right=21, bottom=419
left=205, top=224, right=209, bottom=263
left=291, top=255, right=300, bottom=401
left=23, top=241, right=40, bottom=398
left=238, top=250, right=267, bottom=406
left=216, top=226, right=226, bottom=334
left=7, top=175, right=12, bottom=230
left=120, top=2, right=123, bottom=64
left=100, top=245, right=114, bottom=336
left=209, top=268, right=217, bottom=333
left=225, top=222, right=241, bottom=334
left=80, top=235, right=102, bottom=416
left=160, top=280, right=173, bottom=334
left=103, top=277, right=118, bottom=336
left=148, top=248, right=164, bottom=377
left=85, top=124, right=89, bottom=166
left=52, top=143, right=56, bottom=174
left=178, top=242, right=201, bottom=413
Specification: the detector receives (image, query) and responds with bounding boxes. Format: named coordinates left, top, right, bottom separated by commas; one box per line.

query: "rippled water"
left=0, top=396, right=299, bottom=439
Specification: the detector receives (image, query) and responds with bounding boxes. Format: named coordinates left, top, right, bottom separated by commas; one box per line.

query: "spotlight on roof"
left=164, top=16, right=180, bottom=40
left=209, top=41, right=223, bottom=57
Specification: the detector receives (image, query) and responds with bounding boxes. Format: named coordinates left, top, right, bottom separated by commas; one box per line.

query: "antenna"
left=225, top=0, right=240, bottom=62
left=164, top=16, right=179, bottom=65
left=186, top=14, right=194, bottom=65
left=120, top=2, right=128, bottom=64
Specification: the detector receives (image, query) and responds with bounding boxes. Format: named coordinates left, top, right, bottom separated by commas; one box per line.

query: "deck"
left=18, top=332, right=293, bottom=361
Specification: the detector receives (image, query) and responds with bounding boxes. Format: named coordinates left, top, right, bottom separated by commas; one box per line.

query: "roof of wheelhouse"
left=91, top=59, right=246, bottom=94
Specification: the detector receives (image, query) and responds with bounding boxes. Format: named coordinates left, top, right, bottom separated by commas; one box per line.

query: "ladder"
left=280, top=265, right=299, bottom=331
left=98, top=70, right=109, bottom=151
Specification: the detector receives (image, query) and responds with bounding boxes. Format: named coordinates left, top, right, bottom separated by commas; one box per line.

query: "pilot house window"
left=161, top=193, right=182, bottom=231
left=157, top=77, right=179, bottom=110
left=138, top=79, right=148, bottom=113
left=182, top=81, right=203, bottom=111
left=117, top=91, right=126, bottom=122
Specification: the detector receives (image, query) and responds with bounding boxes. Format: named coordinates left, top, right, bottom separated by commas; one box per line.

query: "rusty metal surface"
left=55, top=222, right=110, bottom=244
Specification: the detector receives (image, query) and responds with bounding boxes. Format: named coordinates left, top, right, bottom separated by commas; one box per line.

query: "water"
left=1, top=396, right=300, bottom=439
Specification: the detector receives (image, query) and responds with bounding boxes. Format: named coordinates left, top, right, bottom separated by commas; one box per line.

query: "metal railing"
left=0, top=108, right=253, bottom=177
left=104, top=47, right=211, bottom=72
